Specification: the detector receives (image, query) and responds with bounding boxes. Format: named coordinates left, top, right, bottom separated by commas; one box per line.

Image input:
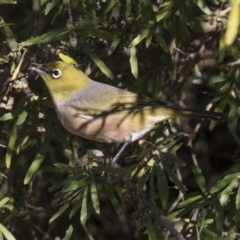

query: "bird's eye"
left=51, top=69, right=62, bottom=79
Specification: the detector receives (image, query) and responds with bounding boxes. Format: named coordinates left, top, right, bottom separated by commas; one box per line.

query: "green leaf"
left=83, top=45, right=114, bottom=79
left=5, top=121, right=17, bottom=168
left=91, top=178, right=100, bottom=214
left=20, top=28, right=68, bottom=46
left=137, top=168, right=151, bottom=194
left=0, top=197, right=9, bottom=208
left=24, top=113, right=54, bottom=184
left=103, top=0, right=119, bottom=15
left=80, top=186, right=89, bottom=224
left=195, top=0, right=212, bottom=15
left=163, top=163, right=186, bottom=194
left=54, top=163, right=77, bottom=171
left=0, top=108, right=24, bottom=121
left=16, top=110, right=28, bottom=126
left=192, top=166, right=206, bottom=193
left=219, top=179, right=236, bottom=206
left=69, top=199, right=82, bottom=219
left=210, top=173, right=239, bottom=194
left=155, top=1, right=172, bottom=22
left=130, top=46, right=138, bottom=78
left=161, top=152, right=186, bottom=166
left=49, top=202, right=70, bottom=223
left=95, top=166, right=129, bottom=176
left=236, top=181, right=240, bottom=213
left=0, top=224, right=16, bottom=240
left=3, top=23, right=18, bottom=51
left=61, top=178, right=89, bottom=192
left=157, top=35, right=168, bottom=53
left=104, top=187, right=122, bottom=216
left=147, top=216, right=157, bottom=240
left=0, top=1, right=17, bottom=4
left=108, top=38, right=120, bottom=55
left=178, top=193, right=203, bottom=208
left=130, top=27, right=151, bottom=47
left=214, top=198, right=224, bottom=239
left=155, top=165, right=168, bottom=209
left=62, top=225, right=73, bottom=240
left=59, top=53, right=77, bottom=65
left=228, top=98, right=238, bottom=130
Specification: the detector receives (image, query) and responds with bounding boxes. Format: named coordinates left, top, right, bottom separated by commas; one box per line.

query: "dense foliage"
left=0, top=0, right=239, bottom=239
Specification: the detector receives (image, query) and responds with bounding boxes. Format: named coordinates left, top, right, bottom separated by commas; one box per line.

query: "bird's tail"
left=164, top=107, right=226, bottom=121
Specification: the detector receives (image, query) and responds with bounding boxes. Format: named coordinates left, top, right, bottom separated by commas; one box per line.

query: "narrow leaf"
left=0, top=224, right=16, bottom=240
left=5, top=121, right=17, bottom=168
left=130, top=46, right=138, bottom=78
left=24, top=114, right=54, bottom=184
left=192, top=166, right=206, bottom=193
left=49, top=202, right=70, bottom=223
left=80, top=186, right=89, bottom=223
left=83, top=45, right=113, bottom=79
left=91, top=178, right=100, bottom=214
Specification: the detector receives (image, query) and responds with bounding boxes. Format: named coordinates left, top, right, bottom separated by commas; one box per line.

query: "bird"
left=31, top=61, right=225, bottom=166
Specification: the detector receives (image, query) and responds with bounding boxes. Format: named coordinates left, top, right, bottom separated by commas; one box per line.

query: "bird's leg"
left=110, top=140, right=131, bottom=167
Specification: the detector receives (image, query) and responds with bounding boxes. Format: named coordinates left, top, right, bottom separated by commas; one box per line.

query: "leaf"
left=137, top=168, right=151, bottom=194
left=20, top=28, right=68, bottom=46
left=214, top=198, right=224, bottom=239
left=5, top=121, right=17, bottom=168
left=103, top=0, right=119, bottom=15
left=49, top=202, right=70, bottom=223
left=130, top=46, right=138, bottom=78
left=0, top=197, right=9, bottom=208
left=130, top=27, right=151, bottom=47
left=24, top=114, right=54, bottom=184
left=0, top=224, right=16, bottom=240
left=59, top=53, right=77, bottom=64
left=236, top=181, right=240, bottom=213
left=195, top=0, right=212, bottom=15
left=104, top=187, right=122, bottom=216
left=62, top=225, right=73, bottom=240
left=155, top=1, right=172, bottom=22
left=0, top=1, right=17, bottom=4
left=161, top=152, right=186, bottom=166
left=80, top=186, right=89, bottom=224
left=61, top=178, right=89, bottom=192
left=224, top=0, right=240, bottom=46
left=83, top=45, right=114, bottom=79
left=210, top=173, right=239, bottom=194
left=91, top=178, right=100, bottom=214
left=147, top=216, right=157, bottom=240
left=3, top=22, right=18, bottom=51
left=108, top=38, right=120, bottom=55
left=0, top=108, right=24, bottom=121
left=95, top=166, right=129, bottom=176
left=155, top=165, right=168, bottom=209
left=178, top=193, right=203, bottom=208
left=54, top=163, right=77, bottom=171
left=192, top=166, right=206, bottom=193
left=162, top=163, right=186, bottom=194
left=16, top=110, right=28, bottom=126
left=219, top=179, right=236, bottom=206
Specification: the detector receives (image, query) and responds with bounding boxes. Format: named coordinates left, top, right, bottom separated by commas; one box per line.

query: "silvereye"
left=32, top=61, right=224, bottom=166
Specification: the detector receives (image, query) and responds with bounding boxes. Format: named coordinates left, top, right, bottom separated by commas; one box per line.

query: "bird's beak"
left=31, top=63, right=50, bottom=75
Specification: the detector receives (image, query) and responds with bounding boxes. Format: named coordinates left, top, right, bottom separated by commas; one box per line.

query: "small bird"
left=32, top=61, right=224, bottom=166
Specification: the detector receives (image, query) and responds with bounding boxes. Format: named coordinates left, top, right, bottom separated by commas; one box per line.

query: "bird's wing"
left=65, top=80, right=171, bottom=116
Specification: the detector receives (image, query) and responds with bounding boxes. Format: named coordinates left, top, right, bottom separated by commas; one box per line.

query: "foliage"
left=0, top=0, right=239, bottom=239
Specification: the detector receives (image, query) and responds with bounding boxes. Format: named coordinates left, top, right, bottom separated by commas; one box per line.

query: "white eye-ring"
left=51, top=69, right=62, bottom=79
